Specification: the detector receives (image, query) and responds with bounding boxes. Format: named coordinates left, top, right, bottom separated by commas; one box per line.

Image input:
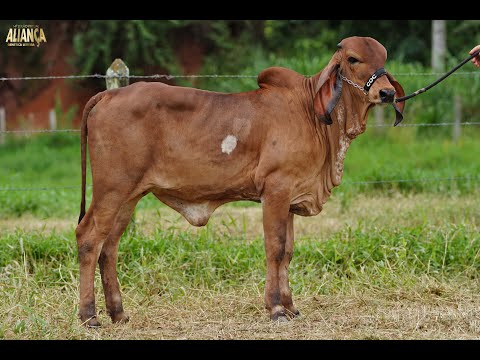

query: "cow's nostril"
left=379, top=89, right=396, bottom=103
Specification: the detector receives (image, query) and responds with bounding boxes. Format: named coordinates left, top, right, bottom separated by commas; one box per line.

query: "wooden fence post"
left=106, top=59, right=136, bottom=235
left=453, top=95, right=461, bottom=143
left=0, top=107, right=5, bottom=145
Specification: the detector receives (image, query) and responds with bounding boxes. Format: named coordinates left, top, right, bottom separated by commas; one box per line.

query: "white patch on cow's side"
left=221, top=135, right=238, bottom=155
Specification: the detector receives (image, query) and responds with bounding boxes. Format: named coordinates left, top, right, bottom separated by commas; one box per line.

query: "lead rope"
left=395, top=49, right=480, bottom=103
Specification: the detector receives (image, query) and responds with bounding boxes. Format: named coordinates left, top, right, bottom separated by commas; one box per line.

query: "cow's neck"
left=318, top=87, right=371, bottom=202
left=304, top=74, right=372, bottom=204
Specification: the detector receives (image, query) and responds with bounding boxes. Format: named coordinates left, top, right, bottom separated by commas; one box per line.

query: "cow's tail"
left=78, top=91, right=107, bottom=224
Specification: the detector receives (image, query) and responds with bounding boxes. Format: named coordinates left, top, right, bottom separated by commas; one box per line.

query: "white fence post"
left=453, top=95, right=461, bottom=143
left=373, top=105, right=384, bottom=135
left=0, top=107, right=5, bottom=145
left=106, top=58, right=129, bottom=90
left=49, top=109, right=57, bottom=130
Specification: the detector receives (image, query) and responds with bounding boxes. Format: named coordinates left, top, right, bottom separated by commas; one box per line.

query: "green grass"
left=2, top=222, right=479, bottom=295
left=1, top=126, right=480, bottom=219
left=341, top=128, right=480, bottom=194
left=2, top=119, right=480, bottom=338
left=1, top=187, right=480, bottom=339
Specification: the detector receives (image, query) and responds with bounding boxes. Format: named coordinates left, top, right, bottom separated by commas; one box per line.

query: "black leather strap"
left=363, top=68, right=387, bottom=92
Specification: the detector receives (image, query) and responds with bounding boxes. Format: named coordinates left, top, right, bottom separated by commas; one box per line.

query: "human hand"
left=469, top=45, right=480, bottom=68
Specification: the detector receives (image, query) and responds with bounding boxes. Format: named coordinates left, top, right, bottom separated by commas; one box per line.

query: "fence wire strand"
left=2, top=122, right=480, bottom=134
left=1, top=129, right=80, bottom=134
left=371, top=121, right=480, bottom=128
left=1, top=71, right=480, bottom=82
left=1, top=176, right=478, bottom=192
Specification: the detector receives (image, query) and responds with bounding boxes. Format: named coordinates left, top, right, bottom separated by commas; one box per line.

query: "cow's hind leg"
left=279, top=212, right=300, bottom=318
left=76, top=205, right=108, bottom=328
left=98, top=195, right=142, bottom=324
left=76, top=190, right=141, bottom=327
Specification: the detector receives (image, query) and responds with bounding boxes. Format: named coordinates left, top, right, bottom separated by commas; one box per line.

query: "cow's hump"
left=257, top=67, right=305, bottom=89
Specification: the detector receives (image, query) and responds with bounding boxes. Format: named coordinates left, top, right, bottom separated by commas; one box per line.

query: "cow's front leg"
left=279, top=212, right=300, bottom=318
left=261, top=187, right=292, bottom=322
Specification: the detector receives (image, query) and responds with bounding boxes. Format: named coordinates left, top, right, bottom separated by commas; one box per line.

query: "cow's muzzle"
left=379, top=88, right=396, bottom=103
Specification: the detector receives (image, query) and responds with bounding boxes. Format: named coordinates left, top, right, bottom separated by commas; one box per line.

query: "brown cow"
left=75, top=36, right=405, bottom=327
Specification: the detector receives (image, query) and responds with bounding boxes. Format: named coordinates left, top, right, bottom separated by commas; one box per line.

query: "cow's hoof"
left=111, top=312, right=130, bottom=324
left=271, top=311, right=289, bottom=322
left=83, top=316, right=101, bottom=328
left=288, top=309, right=301, bottom=319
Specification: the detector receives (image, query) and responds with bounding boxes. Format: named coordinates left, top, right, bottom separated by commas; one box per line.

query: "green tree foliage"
left=4, top=20, right=480, bottom=82
left=71, top=20, right=269, bottom=90
left=71, top=20, right=186, bottom=91
left=72, top=20, right=183, bottom=75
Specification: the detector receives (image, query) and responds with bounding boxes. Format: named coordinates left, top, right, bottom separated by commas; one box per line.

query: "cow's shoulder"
left=257, top=67, right=305, bottom=90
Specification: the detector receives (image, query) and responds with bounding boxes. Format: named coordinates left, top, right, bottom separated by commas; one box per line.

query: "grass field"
left=1, top=126, right=480, bottom=339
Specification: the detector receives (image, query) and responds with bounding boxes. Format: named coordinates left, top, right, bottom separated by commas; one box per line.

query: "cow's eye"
left=348, top=56, right=359, bottom=64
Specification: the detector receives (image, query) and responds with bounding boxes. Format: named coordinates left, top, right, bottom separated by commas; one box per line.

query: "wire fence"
left=1, top=71, right=480, bottom=82
left=1, top=177, right=478, bottom=193
left=1, top=71, right=480, bottom=194
left=2, top=70, right=480, bottom=135
left=3, top=121, right=480, bottom=134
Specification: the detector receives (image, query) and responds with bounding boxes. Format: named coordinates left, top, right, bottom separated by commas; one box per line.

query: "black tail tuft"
left=78, top=210, right=85, bottom=224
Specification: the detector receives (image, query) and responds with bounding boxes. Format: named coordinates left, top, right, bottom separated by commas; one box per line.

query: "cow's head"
left=314, top=36, right=405, bottom=131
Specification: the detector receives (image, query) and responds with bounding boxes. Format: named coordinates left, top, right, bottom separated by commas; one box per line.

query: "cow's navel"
left=221, top=135, right=237, bottom=155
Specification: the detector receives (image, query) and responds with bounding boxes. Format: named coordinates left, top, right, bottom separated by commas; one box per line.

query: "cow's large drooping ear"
left=314, top=55, right=342, bottom=125
left=386, top=72, right=406, bottom=126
